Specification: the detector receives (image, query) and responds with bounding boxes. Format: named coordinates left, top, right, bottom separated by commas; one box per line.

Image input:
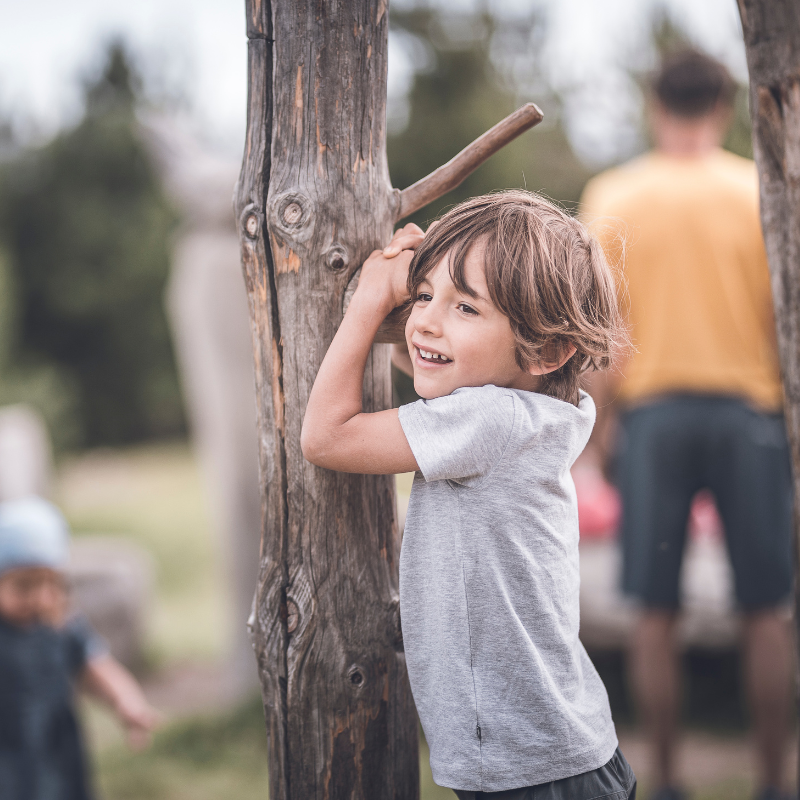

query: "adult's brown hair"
left=653, top=48, right=736, bottom=118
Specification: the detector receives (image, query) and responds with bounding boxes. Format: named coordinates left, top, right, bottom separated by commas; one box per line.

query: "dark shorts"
left=453, top=747, right=636, bottom=800
left=616, top=395, right=794, bottom=611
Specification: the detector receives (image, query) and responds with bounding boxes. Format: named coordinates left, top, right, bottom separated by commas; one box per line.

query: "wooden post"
left=737, top=0, right=800, bottom=788
left=235, top=3, right=541, bottom=797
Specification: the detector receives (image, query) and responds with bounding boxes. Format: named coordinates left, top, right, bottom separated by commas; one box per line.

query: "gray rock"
left=67, top=535, right=154, bottom=671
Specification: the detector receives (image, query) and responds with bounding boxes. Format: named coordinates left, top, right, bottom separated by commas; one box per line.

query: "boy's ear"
left=527, top=344, right=577, bottom=376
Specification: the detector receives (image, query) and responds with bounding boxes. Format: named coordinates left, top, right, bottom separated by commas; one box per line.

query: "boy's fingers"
left=389, top=223, right=423, bottom=241
left=383, top=234, right=425, bottom=257
left=383, top=222, right=427, bottom=256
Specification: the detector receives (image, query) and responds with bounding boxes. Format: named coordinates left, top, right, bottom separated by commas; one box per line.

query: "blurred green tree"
left=387, top=6, right=593, bottom=405
left=387, top=8, right=593, bottom=231
left=0, top=42, right=184, bottom=448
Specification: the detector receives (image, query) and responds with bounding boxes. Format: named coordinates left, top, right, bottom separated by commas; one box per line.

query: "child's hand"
left=81, top=653, right=163, bottom=751
left=356, top=223, right=426, bottom=314
left=382, top=222, right=425, bottom=258
left=117, top=695, right=162, bottom=751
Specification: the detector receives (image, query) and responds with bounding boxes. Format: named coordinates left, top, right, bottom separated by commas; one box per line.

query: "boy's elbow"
left=300, top=424, right=329, bottom=467
left=300, top=425, right=317, bottom=463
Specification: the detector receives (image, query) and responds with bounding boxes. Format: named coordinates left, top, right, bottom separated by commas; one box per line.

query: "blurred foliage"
left=0, top=9, right=753, bottom=450
left=387, top=8, right=593, bottom=229
left=0, top=42, right=184, bottom=449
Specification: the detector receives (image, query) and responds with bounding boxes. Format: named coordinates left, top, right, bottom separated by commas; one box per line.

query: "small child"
left=301, top=190, right=633, bottom=798
left=0, top=496, right=160, bottom=800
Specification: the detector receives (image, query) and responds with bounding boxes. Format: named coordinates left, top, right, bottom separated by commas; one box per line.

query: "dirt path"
left=619, top=729, right=797, bottom=797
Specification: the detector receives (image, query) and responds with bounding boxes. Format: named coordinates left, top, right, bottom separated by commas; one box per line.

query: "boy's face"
left=405, top=243, right=540, bottom=400
left=0, top=566, right=67, bottom=627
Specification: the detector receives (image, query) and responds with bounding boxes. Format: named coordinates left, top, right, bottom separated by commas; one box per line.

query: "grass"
left=90, top=696, right=453, bottom=800
left=93, top=699, right=269, bottom=800
left=56, top=441, right=229, bottom=665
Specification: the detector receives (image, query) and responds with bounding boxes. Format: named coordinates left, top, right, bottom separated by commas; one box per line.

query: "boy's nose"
left=412, top=302, right=443, bottom=337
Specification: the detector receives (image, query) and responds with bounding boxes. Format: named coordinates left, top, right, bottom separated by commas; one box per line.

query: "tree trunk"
left=737, top=0, right=800, bottom=786
left=236, top=3, right=542, bottom=797
left=236, top=3, right=417, bottom=798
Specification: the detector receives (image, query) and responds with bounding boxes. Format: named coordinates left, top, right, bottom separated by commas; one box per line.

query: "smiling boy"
left=302, top=191, right=633, bottom=798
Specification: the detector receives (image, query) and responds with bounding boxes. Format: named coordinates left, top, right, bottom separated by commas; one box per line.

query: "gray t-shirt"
left=398, top=385, right=617, bottom=792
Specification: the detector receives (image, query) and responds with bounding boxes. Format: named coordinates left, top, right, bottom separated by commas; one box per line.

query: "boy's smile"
left=406, top=243, right=540, bottom=400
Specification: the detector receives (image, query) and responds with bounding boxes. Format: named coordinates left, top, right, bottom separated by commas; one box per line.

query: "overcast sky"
left=0, top=0, right=746, bottom=165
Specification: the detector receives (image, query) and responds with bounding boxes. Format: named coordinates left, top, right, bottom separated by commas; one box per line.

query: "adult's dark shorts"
left=453, top=746, right=636, bottom=799
left=616, top=394, right=793, bottom=611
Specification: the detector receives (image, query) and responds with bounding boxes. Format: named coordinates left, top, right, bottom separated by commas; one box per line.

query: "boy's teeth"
left=419, top=348, right=449, bottom=362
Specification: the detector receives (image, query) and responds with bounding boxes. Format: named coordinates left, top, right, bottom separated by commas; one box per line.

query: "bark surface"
left=737, top=0, right=800, bottom=782
left=236, top=3, right=417, bottom=799
left=235, top=3, right=542, bottom=798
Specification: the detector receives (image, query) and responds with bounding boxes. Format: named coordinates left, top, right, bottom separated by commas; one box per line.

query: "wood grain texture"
left=737, top=1, right=800, bottom=787
left=235, top=1, right=418, bottom=799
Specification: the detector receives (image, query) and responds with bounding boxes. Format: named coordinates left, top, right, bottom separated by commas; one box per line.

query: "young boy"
left=0, top=495, right=160, bottom=800
left=301, top=190, right=634, bottom=798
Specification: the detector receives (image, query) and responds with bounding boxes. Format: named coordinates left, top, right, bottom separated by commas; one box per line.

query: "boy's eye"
left=415, top=292, right=432, bottom=303
left=458, top=303, right=478, bottom=315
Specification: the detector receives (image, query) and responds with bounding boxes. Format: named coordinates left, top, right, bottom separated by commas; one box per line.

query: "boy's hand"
left=382, top=222, right=425, bottom=258
left=302, top=223, right=423, bottom=475
left=355, top=223, right=426, bottom=315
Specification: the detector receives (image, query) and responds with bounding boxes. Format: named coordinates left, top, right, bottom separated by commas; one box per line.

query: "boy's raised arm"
left=300, top=225, right=423, bottom=475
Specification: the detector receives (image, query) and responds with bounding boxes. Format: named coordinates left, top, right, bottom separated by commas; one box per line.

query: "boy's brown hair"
left=407, top=190, right=626, bottom=406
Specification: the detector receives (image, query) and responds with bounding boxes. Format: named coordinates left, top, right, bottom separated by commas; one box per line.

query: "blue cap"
left=0, top=497, right=70, bottom=575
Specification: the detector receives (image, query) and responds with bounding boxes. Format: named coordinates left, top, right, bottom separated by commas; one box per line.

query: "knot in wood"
left=325, top=244, right=349, bottom=272
left=347, top=664, right=366, bottom=688
left=245, top=213, right=259, bottom=238
left=269, top=191, right=314, bottom=242
left=239, top=204, right=262, bottom=241
left=283, top=202, right=302, bottom=225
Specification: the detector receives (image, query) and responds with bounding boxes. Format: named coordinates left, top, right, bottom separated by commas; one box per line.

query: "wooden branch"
left=395, top=102, right=544, bottom=221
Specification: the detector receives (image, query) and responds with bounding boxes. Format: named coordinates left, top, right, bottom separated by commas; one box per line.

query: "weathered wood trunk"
left=737, top=0, right=800, bottom=785
left=235, top=2, right=542, bottom=796
left=235, top=2, right=418, bottom=798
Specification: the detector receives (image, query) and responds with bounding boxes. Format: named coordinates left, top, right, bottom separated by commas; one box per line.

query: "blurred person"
left=580, top=50, right=794, bottom=800
left=0, top=496, right=160, bottom=800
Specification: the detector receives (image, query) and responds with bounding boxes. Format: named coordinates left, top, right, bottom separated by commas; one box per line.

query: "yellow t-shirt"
left=581, top=149, right=782, bottom=411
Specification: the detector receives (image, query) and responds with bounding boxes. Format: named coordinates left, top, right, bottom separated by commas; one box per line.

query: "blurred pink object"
left=572, top=466, right=725, bottom=542
left=572, top=466, right=620, bottom=540
left=687, top=490, right=724, bottom=541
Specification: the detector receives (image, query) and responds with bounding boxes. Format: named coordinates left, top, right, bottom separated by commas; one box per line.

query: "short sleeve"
left=63, top=615, right=108, bottom=677
left=398, top=385, right=515, bottom=486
